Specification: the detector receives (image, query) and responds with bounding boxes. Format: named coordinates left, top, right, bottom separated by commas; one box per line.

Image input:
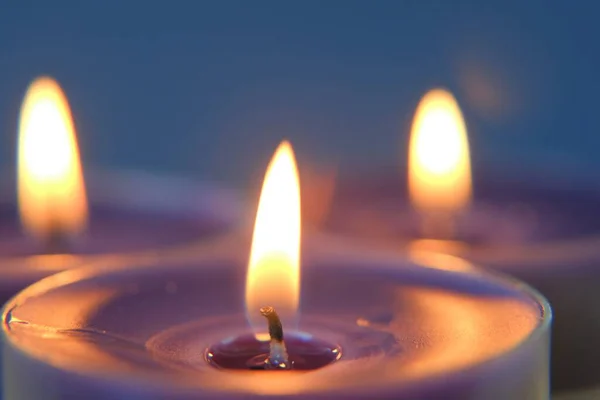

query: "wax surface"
left=0, top=170, right=240, bottom=256
left=325, top=170, right=600, bottom=245
left=0, top=170, right=241, bottom=311
left=323, top=170, right=600, bottom=392
left=1, top=238, right=550, bottom=399
left=0, top=203, right=224, bottom=256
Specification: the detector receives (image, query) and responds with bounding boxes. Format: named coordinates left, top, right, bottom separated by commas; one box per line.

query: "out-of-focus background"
left=1, top=2, right=598, bottom=190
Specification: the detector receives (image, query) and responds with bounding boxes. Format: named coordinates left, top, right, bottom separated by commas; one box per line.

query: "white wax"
left=1, top=235, right=551, bottom=399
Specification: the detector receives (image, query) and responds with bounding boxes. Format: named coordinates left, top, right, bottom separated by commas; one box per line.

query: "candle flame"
left=18, top=76, right=88, bottom=242
left=245, top=141, right=301, bottom=338
left=408, top=89, right=472, bottom=213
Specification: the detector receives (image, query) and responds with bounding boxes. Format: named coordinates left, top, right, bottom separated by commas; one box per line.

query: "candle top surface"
left=330, top=170, right=600, bottom=243
left=0, top=203, right=220, bottom=255
left=0, top=170, right=240, bottom=258
left=1, top=236, right=550, bottom=398
left=323, top=169, right=600, bottom=266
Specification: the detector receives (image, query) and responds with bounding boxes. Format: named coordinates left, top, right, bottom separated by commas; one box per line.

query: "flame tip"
left=276, top=139, right=294, bottom=153
left=26, top=76, right=63, bottom=92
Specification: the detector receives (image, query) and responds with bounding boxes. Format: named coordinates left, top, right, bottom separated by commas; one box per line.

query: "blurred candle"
left=17, top=75, right=89, bottom=251
left=323, top=87, right=600, bottom=393
left=0, top=76, right=241, bottom=303
left=408, top=89, right=472, bottom=239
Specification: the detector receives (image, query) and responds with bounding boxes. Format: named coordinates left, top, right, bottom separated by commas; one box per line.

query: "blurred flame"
left=18, top=76, right=88, bottom=241
left=408, top=89, right=472, bottom=213
left=245, top=141, right=301, bottom=337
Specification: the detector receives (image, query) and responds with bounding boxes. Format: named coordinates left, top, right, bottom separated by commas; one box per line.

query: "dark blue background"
left=1, top=2, right=598, bottom=189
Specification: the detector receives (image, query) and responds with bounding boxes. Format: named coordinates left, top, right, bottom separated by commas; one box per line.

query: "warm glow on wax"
left=18, top=76, right=88, bottom=242
left=408, top=89, right=472, bottom=213
left=245, top=141, right=301, bottom=337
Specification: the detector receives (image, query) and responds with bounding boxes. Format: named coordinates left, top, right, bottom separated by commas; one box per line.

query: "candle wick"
left=420, top=211, right=457, bottom=239
left=259, top=306, right=290, bottom=369
left=43, top=226, right=71, bottom=254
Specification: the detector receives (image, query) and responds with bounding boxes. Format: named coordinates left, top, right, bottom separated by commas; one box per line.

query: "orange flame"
left=18, top=76, right=88, bottom=242
left=408, top=89, right=472, bottom=213
left=245, top=141, right=301, bottom=338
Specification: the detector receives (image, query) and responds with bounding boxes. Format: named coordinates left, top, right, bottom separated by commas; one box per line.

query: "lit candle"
left=0, top=76, right=241, bottom=303
left=323, top=88, right=600, bottom=392
left=1, top=141, right=550, bottom=399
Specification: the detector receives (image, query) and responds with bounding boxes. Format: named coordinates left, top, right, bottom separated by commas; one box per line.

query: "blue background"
left=1, top=1, right=598, bottom=190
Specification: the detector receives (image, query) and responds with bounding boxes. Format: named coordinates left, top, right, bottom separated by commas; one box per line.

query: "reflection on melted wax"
left=388, top=287, right=539, bottom=380
left=406, top=247, right=475, bottom=273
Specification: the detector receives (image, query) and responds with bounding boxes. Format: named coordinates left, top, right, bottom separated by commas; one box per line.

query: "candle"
left=0, top=77, right=241, bottom=303
left=321, top=88, right=599, bottom=393
left=1, top=141, right=550, bottom=399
